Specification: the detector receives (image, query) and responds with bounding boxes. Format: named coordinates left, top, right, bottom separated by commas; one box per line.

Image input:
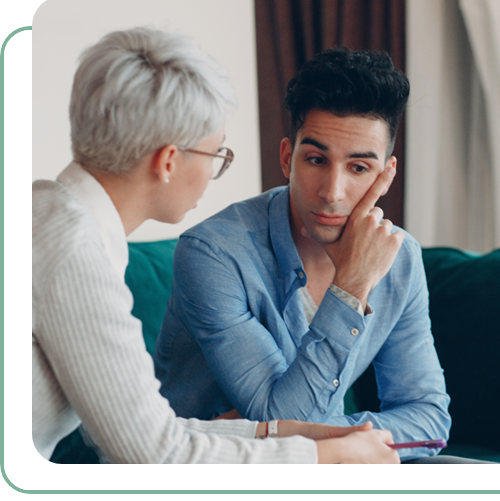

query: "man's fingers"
left=392, top=229, right=406, bottom=245
left=380, top=218, right=393, bottom=232
left=353, top=166, right=396, bottom=216
left=369, top=206, right=384, bottom=224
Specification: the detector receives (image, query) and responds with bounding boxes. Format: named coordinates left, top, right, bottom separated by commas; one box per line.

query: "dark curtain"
left=255, top=0, right=406, bottom=227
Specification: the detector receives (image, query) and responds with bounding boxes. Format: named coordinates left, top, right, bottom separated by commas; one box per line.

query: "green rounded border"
left=0, top=22, right=36, bottom=492
left=1, top=26, right=32, bottom=54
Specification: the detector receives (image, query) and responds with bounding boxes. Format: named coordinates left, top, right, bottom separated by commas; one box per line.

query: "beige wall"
left=32, top=0, right=261, bottom=241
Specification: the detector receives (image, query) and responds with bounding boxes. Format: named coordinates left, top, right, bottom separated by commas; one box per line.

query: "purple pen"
left=389, top=439, right=447, bottom=450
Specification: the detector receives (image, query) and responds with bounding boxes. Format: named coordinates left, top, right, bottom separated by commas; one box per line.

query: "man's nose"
left=319, top=166, right=346, bottom=203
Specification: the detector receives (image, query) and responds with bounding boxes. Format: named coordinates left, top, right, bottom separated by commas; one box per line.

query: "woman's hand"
left=316, top=428, right=400, bottom=464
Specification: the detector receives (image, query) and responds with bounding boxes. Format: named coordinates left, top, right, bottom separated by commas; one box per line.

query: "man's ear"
left=151, top=144, right=178, bottom=183
left=381, top=156, right=397, bottom=196
left=280, top=138, right=293, bottom=179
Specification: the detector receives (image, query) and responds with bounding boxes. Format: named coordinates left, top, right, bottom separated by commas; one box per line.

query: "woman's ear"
left=151, top=144, right=178, bottom=184
left=280, top=138, right=293, bottom=179
left=381, top=156, right=397, bottom=196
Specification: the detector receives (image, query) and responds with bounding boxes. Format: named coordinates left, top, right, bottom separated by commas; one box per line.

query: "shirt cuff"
left=328, top=283, right=373, bottom=316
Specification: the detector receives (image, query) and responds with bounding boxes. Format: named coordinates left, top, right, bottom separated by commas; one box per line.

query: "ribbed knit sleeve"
left=34, top=240, right=317, bottom=464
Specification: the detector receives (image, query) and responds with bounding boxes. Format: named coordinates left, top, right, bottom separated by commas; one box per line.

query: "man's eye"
left=352, top=164, right=368, bottom=174
left=307, top=156, right=324, bottom=165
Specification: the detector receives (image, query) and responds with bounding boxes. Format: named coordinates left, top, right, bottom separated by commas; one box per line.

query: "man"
left=154, top=48, right=454, bottom=463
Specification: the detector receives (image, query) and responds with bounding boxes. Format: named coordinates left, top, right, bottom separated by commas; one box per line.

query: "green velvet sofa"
left=49, top=241, right=500, bottom=463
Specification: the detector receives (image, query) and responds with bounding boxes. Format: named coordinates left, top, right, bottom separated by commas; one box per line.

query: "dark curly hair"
left=285, top=47, right=410, bottom=157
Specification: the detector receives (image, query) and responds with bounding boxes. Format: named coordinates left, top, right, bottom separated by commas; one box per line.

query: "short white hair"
left=70, top=27, right=238, bottom=173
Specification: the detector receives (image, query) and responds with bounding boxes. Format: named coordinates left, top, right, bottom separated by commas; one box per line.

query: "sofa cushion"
left=125, top=240, right=178, bottom=355
left=422, top=247, right=500, bottom=451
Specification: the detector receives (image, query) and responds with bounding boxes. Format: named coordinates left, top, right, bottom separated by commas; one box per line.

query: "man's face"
left=280, top=110, right=396, bottom=244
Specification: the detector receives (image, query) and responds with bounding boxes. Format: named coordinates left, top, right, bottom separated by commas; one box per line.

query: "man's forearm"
left=222, top=289, right=370, bottom=422
left=322, top=402, right=451, bottom=461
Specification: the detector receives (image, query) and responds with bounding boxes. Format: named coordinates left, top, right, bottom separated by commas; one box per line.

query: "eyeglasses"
left=180, top=147, right=234, bottom=180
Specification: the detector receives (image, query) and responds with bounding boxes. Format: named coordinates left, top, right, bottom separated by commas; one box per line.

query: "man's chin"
left=307, top=226, right=344, bottom=245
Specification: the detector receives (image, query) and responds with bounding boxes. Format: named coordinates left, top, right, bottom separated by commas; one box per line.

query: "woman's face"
left=162, top=126, right=226, bottom=224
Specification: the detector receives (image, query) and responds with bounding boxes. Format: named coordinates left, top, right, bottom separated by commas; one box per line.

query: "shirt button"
left=298, top=271, right=304, bottom=279
left=333, top=379, right=340, bottom=387
left=351, top=328, right=359, bottom=336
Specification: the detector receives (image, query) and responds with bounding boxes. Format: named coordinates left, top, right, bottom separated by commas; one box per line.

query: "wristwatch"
left=268, top=419, right=280, bottom=438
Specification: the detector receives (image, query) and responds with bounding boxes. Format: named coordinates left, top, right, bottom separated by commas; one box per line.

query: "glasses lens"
left=212, top=147, right=233, bottom=180
left=212, top=151, right=225, bottom=179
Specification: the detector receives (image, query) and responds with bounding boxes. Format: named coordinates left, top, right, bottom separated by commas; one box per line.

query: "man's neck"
left=289, top=203, right=335, bottom=305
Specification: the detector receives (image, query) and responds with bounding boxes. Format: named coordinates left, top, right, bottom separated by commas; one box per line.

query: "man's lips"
left=312, top=212, right=348, bottom=226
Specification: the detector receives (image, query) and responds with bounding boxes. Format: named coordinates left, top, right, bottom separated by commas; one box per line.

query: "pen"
left=389, top=439, right=447, bottom=450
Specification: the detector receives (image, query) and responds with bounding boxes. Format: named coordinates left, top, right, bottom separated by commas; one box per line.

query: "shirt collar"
left=57, top=162, right=129, bottom=278
left=269, top=186, right=306, bottom=286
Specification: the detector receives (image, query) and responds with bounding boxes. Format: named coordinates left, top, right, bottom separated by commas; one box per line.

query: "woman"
left=32, top=27, right=399, bottom=464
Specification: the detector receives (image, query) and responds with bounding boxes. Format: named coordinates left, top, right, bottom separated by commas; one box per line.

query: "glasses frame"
left=180, top=147, right=234, bottom=180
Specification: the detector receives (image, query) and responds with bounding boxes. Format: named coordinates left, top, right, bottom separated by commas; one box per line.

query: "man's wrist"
left=329, top=283, right=372, bottom=315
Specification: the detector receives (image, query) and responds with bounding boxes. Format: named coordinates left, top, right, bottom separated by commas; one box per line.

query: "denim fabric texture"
left=154, top=186, right=451, bottom=461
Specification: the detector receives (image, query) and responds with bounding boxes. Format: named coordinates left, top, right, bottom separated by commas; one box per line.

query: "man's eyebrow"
left=300, top=138, right=379, bottom=161
left=348, top=151, right=379, bottom=161
left=300, top=137, right=329, bottom=150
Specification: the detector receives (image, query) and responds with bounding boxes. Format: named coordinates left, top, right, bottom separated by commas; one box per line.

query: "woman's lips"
left=312, top=213, right=348, bottom=226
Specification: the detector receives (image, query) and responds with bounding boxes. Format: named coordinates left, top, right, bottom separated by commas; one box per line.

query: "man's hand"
left=326, top=166, right=405, bottom=310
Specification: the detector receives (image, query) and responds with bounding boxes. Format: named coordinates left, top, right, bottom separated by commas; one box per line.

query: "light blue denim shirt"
left=154, top=186, right=451, bottom=460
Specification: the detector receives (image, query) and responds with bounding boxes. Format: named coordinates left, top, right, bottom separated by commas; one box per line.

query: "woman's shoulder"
left=33, top=180, right=101, bottom=281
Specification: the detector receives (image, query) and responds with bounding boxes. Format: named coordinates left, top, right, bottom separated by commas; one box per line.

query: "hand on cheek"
left=324, top=165, right=405, bottom=310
